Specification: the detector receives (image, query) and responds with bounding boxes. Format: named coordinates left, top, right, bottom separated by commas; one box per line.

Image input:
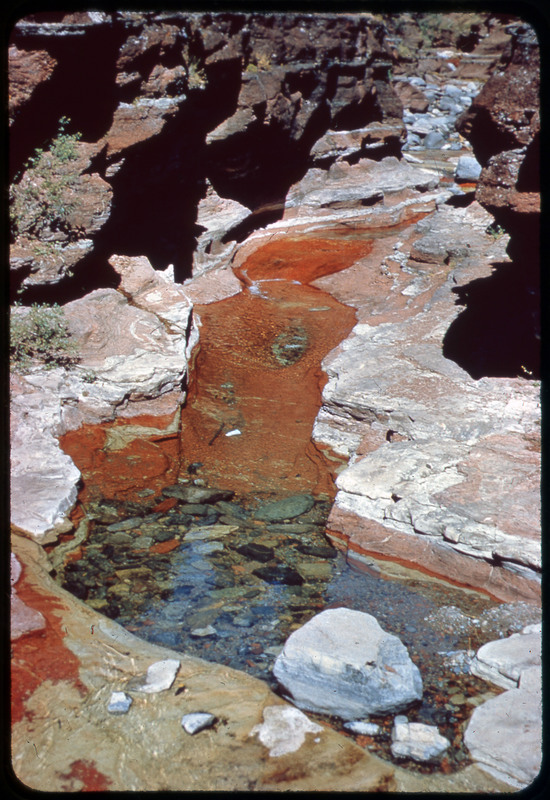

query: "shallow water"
left=58, top=229, right=540, bottom=773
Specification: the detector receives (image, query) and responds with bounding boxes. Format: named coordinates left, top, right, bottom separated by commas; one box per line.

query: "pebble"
left=343, top=720, right=380, bottom=736
left=181, top=712, right=217, bottom=735
left=107, top=691, right=133, bottom=715
left=130, top=659, right=180, bottom=693
left=190, top=625, right=217, bottom=637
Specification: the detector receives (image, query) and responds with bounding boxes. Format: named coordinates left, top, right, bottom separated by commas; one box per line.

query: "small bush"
left=9, top=116, right=82, bottom=239
left=10, top=302, right=78, bottom=372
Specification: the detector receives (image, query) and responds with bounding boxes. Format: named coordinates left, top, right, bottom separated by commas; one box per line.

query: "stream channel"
left=57, top=227, right=539, bottom=773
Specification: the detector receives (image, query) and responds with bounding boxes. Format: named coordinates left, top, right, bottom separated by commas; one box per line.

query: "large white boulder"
left=272, top=608, right=422, bottom=720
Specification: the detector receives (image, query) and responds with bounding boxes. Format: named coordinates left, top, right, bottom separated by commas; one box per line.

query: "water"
left=58, top=229, right=540, bottom=772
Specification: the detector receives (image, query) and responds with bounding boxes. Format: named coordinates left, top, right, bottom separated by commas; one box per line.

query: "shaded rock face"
left=9, top=11, right=403, bottom=295
left=455, top=22, right=540, bottom=376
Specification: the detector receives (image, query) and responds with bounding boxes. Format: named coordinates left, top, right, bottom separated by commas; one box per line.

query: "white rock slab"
left=469, top=624, right=541, bottom=689
left=249, top=705, right=323, bottom=757
left=272, top=608, right=422, bottom=719
left=391, top=716, right=450, bottom=762
left=464, top=666, right=542, bottom=788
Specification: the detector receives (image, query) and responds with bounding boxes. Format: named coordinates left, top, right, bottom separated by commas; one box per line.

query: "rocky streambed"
left=10, top=10, right=541, bottom=795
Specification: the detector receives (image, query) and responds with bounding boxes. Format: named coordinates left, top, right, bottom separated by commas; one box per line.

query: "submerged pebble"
left=181, top=712, right=216, bottom=734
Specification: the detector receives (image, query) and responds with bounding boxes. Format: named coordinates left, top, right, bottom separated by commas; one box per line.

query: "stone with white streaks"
left=273, top=608, right=422, bottom=719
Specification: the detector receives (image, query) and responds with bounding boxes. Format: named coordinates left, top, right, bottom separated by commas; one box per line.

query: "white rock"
left=131, top=659, right=180, bottom=693
left=108, top=691, right=133, bottom=715
left=249, top=705, right=323, bottom=757
left=464, top=666, right=542, bottom=788
left=469, top=625, right=541, bottom=689
left=391, top=716, right=450, bottom=762
left=181, top=712, right=216, bottom=735
left=273, top=608, right=422, bottom=719
left=343, top=720, right=380, bottom=736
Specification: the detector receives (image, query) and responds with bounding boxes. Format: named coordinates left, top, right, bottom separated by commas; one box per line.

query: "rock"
left=284, top=157, right=439, bottom=220
left=455, top=155, right=482, bottom=183
left=129, top=659, right=180, bottom=693
left=249, top=705, right=323, bottom=757
left=162, top=485, right=234, bottom=504
left=108, top=691, right=133, bottom=715
left=344, top=720, right=380, bottom=736
left=272, top=608, right=422, bottom=719
left=190, top=626, right=217, bottom=638
left=391, top=717, right=450, bottom=763
left=184, top=525, right=238, bottom=543
left=314, top=199, right=540, bottom=602
left=464, top=666, right=542, bottom=788
left=10, top=553, right=46, bottom=640
left=236, top=542, right=275, bottom=562
left=181, top=712, right=216, bottom=734
left=423, top=131, right=446, bottom=149
left=253, top=565, right=304, bottom=586
left=469, top=623, right=541, bottom=690
left=8, top=44, right=57, bottom=122
left=253, top=494, right=314, bottom=521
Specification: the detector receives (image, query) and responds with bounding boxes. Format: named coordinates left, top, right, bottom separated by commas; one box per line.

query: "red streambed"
left=61, top=234, right=368, bottom=504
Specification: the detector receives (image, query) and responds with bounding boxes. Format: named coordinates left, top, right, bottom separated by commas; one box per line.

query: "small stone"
left=343, top=720, right=380, bottom=736
left=190, top=625, right=217, bottom=637
left=107, top=691, right=133, bottom=715
left=391, top=718, right=450, bottom=762
left=249, top=705, right=323, bottom=757
left=181, top=712, right=216, bottom=734
left=130, top=659, right=180, bottom=693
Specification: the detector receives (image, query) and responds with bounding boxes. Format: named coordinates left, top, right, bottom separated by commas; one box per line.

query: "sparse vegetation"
left=186, top=56, right=207, bottom=88
left=10, top=302, right=78, bottom=372
left=245, top=51, right=273, bottom=72
left=9, top=116, right=82, bottom=240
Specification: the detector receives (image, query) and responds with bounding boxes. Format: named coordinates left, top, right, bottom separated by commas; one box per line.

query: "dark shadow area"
left=442, top=260, right=540, bottom=380
left=445, top=191, right=476, bottom=208
left=9, top=21, right=123, bottom=181
left=12, top=252, right=121, bottom=306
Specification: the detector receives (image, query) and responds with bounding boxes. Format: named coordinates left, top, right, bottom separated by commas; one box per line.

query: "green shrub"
left=10, top=302, right=78, bottom=372
left=9, top=117, right=82, bottom=239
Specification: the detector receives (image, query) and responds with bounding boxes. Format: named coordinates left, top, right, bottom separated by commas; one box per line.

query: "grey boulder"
left=273, top=608, right=422, bottom=720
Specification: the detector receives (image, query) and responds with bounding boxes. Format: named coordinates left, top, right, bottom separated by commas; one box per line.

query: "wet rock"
left=296, top=542, right=337, bottom=559
left=254, top=494, right=314, bottom=522
left=391, top=716, right=450, bottom=762
left=190, top=625, right=217, bottom=638
left=253, top=565, right=304, bottom=586
left=236, top=542, right=275, bottom=563
left=464, top=666, right=542, bottom=788
left=108, top=691, right=133, bottom=715
left=273, top=608, right=422, bottom=719
left=162, top=485, right=234, bottom=504
left=181, top=712, right=217, bottom=735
